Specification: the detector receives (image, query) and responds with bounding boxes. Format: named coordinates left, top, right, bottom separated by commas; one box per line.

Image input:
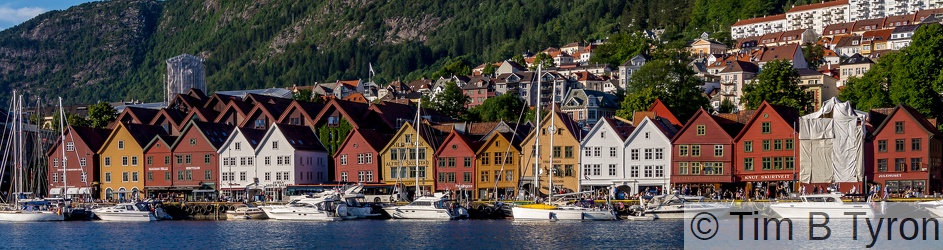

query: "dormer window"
left=328, top=116, right=339, bottom=126
left=255, top=119, right=266, bottom=129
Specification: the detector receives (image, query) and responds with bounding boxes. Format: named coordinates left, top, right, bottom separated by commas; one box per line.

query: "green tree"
left=51, top=111, right=90, bottom=132
left=87, top=101, right=117, bottom=128
left=741, top=60, right=810, bottom=111
left=717, top=98, right=737, bottom=113
left=511, top=54, right=527, bottom=67
left=292, top=89, right=313, bottom=101
left=431, top=81, right=470, bottom=120
left=469, top=92, right=526, bottom=122
left=530, top=53, right=556, bottom=70
left=433, top=59, right=472, bottom=78
left=616, top=59, right=707, bottom=121
left=838, top=53, right=897, bottom=111
left=482, top=63, right=497, bottom=76
left=803, top=43, right=825, bottom=70
left=590, top=32, right=652, bottom=67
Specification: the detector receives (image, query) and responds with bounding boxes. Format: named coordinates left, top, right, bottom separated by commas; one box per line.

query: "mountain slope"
left=0, top=0, right=802, bottom=105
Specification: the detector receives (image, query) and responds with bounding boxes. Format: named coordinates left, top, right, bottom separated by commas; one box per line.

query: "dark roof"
left=874, top=104, right=942, bottom=136
left=50, top=125, right=111, bottom=156
left=502, top=60, right=528, bottom=71
left=835, top=35, right=862, bottom=48
left=147, top=135, right=178, bottom=151
left=719, top=60, right=759, bottom=73
left=274, top=123, right=327, bottom=151
left=182, top=121, right=236, bottom=150
left=602, top=116, right=635, bottom=141
left=124, top=123, right=170, bottom=147
left=238, top=127, right=268, bottom=149
left=768, top=103, right=801, bottom=131
left=841, top=53, right=874, bottom=65
left=358, top=128, right=394, bottom=152
left=124, top=106, right=160, bottom=124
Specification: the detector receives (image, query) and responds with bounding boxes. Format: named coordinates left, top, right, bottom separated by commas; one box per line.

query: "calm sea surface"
left=0, top=220, right=683, bottom=249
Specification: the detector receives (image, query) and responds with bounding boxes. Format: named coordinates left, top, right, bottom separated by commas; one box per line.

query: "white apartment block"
left=731, top=14, right=787, bottom=39
left=785, top=0, right=849, bottom=34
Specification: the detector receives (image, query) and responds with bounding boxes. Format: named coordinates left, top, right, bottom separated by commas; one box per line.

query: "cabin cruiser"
left=512, top=202, right=617, bottom=221
left=93, top=202, right=171, bottom=222
left=261, top=194, right=346, bottom=221
left=769, top=193, right=873, bottom=219
left=383, top=193, right=468, bottom=220
left=226, top=204, right=268, bottom=220
left=0, top=198, right=65, bottom=222
left=641, top=194, right=732, bottom=219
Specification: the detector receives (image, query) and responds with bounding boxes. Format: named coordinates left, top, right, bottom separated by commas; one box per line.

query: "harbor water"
left=0, top=220, right=683, bottom=249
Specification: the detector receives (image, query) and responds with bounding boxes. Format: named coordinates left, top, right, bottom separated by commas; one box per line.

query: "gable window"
left=654, top=148, right=664, bottom=160
left=565, top=146, right=574, bottom=158
left=644, top=148, right=653, bottom=160
left=65, top=142, right=75, bottom=152
left=761, top=122, right=771, bottom=134
left=696, top=125, right=706, bottom=135
left=190, top=138, right=197, bottom=146
left=912, top=138, right=922, bottom=151
left=255, top=119, right=266, bottom=129
left=895, top=121, right=904, bottom=134
left=235, top=142, right=241, bottom=150
left=122, top=156, right=128, bottom=166
left=610, top=147, right=617, bottom=157
left=630, top=149, right=639, bottom=160
left=785, top=139, right=794, bottom=150
left=272, top=141, right=279, bottom=150
left=878, top=140, right=887, bottom=152
left=773, top=139, right=782, bottom=150
left=118, top=140, right=125, bottom=149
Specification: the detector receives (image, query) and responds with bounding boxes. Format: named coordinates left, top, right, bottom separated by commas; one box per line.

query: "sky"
left=0, top=0, right=93, bottom=31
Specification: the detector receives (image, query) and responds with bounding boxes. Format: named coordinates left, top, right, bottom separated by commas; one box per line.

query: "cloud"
left=0, top=6, right=47, bottom=23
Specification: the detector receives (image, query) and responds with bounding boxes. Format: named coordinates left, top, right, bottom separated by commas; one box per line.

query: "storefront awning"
left=48, top=188, right=63, bottom=195
left=66, top=187, right=90, bottom=195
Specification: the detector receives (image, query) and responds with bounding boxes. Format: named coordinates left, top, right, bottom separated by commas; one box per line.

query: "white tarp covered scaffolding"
left=799, top=97, right=868, bottom=183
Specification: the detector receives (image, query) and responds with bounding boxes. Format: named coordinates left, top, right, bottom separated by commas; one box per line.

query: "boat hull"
left=94, top=211, right=157, bottom=222
left=0, top=211, right=64, bottom=222
left=648, top=206, right=731, bottom=220
left=261, top=207, right=340, bottom=221
left=226, top=211, right=268, bottom=220
left=769, top=204, right=874, bottom=219
left=511, top=207, right=617, bottom=221
left=383, top=207, right=456, bottom=220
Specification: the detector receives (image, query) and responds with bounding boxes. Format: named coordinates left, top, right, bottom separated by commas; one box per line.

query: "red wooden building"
left=871, top=104, right=943, bottom=196
left=333, top=128, right=392, bottom=183
left=671, top=108, right=746, bottom=193
left=733, top=102, right=800, bottom=199
left=143, top=135, right=178, bottom=197
left=434, top=130, right=482, bottom=195
left=169, top=121, right=235, bottom=197
left=47, top=125, right=111, bottom=199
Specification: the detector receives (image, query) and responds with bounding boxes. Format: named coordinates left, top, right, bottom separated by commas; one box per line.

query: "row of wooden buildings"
left=46, top=88, right=943, bottom=201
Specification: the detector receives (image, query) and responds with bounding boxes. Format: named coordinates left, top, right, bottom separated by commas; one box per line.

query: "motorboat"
left=337, top=184, right=382, bottom=219
left=0, top=199, right=65, bottom=222
left=641, top=194, right=732, bottom=219
left=511, top=203, right=617, bottom=221
left=93, top=202, right=168, bottom=222
left=226, top=204, right=268, bottom=220
left=261, top=194, right=345, bottom=221
left=769, top=193, right=874, bottom=219
left=382, top=193, right=468, bottom=220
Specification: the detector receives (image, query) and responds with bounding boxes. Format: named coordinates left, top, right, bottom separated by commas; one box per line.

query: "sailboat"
left=382, top=98, right=468, bottom=220
left=0, top=92, right=65, bottom=221
left=511, top=66, right=617, bottom=221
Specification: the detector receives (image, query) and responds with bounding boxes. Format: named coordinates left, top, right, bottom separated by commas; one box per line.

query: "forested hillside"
left=0, top=0, right=823, bottom=105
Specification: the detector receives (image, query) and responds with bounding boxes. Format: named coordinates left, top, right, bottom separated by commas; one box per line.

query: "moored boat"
left=382, top=193, right=468, bottom=220
left=641, top=194, right=731, bottom=219
left=511, top=203, right=617, bottom=221
left=769, top=193, right=873, bottom=219
left=226, top=204, right=268, bottom=220
left=93, top=202, right=166, bottom=222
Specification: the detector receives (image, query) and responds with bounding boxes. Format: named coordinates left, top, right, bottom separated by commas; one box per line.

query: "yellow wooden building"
left=97, top=123, right=169, bottom=201
left=380, top=122, right=447, bottom=198
left=474, top=132, right=520, bottom=200
left=520, top=109, right=584, bottom=197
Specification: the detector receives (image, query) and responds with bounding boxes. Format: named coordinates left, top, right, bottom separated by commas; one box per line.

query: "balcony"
left=721, top=80, right=737, bottom=86
left=721, top=90, right=738, bottom=96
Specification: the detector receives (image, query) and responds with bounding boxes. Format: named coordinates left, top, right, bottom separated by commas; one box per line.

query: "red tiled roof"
left=648, top=99, right=683, bottom=127
left=786, top=0, right=848, bottom=13
left=733, top=14, right=787, bottom=26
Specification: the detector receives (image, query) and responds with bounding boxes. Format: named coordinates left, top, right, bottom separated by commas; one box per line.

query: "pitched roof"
left=853, top=18, right=885, bottom=32
left=719, top=60, right=760, bottom=74
left=733, top=101, right=799, bottom=141
left=823, top=22, right=855, bottom=36
left=602, top=116, right=635, bottom=141
left=873, top=104, right=942, bottom=136
left=732, top=14, right=786, bottom=26
left=144, top=134, right=178, bottom=152
left=272, top=123, right=327, bottom=151
left=121, top=106, right=160, bottom=124
left=841, top=53, right=874, bottom=65
left=648, top=99, right=683, bottom=127
left=173, top=120, right=236, bottom=150
left=238, top=127, right=268, bottom=149
left=785, top=0, right=847, bottom=13
left=48, top=125, right=112, bottom=157
left=277, top=100, right=326, bottom=124
left=759, top=43, right=800, bottom=62
left=357, top=128, right=394, bottom=152
left=835, top=35, right=862, bottom=47
left=123, top=123, right=170, bottom=147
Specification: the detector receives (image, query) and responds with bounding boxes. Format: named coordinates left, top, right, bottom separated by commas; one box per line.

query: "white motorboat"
left=261, top=195, right=345, bottom=221
left=641, top=194, right=732, bottom=219
left=337, top=184, right=382, bottom=219
left=93, top=202, right=165, bottom=222
left=512, top=203, right=617, bottom=221
left=769, top=193, right=874, bottom=219
left=382, top=193, right=468, bottom=220
left=0, top=199, right=65, bottom=222
left=226, top=205, right=268, bottom=220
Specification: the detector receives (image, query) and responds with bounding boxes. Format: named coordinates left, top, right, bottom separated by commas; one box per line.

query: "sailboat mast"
left=15, top=93, right=23, bottom=196
left=534, top=66, right=541, bottom=199
left=415, top=97, right=421, bottom=199
left=548, top=69, right=556, bottom=199
left=59, top=97, right=67, bottom=198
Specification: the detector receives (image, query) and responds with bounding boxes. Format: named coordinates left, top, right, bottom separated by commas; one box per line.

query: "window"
left=105, top=172, right=111, bottom=182
left=744, top=158, right=754, bottom=171
left=655, top=166, right=664, bottom=177
left=630, top=166, right=639, bottom=177
left=774, top=157, right=783, bottom=170
left=565, top=146, right=574, bottom=158
left=448, top=157, right=456, bottom=168
left=234, top=142, right=241, bottom=150
left=895, top=158, right=906, bottom=172
left=185, top=155, right=191, bottom=164
left=164, top=156, right=170, bottom=165
left=714, top=145, right=723, bottom=157
left=65, top=142, right=75, bottom=152
left=761, top=122, right=771, bottom=134
left=877, top=159, right=888, bottom=172
left=272, top=141, right=279, bottom=150
left=357, top=154, right=365, bottom=164
left=265, top=156, right=271, bottom=165
left=564, top=165, right=574, bottom=177
left=912, top=138, right=922, bottom=151
left=340, top=155, right=348, bottom=165
left=358, top=171, right=366, bottom=182
left=644, top=148, right=653, bottom=160
left=81, top=172, right=87, bottom=183
left=592, top=147, right=601, bottom=157
left=878, top=140, right=887, bottom=152
left=773, top=139, right=782, bottom=150
left=418, top=148, right=426, bottom=160
left=404, top=134, right=412, bottom=143
left=132, top=172, right=138, bottom=182
left=178, top=171, right=184, bottom=181
left=205, top=154, right=212, bottom=164
left=366, top=154, right=373, bottom=164
left=80, top=158, right=86, bottom=167
left=481, top=153, right=490, bottom=165
left=53, top=158, right=58, bottom=167
left=118, top=140, right=125, bottom=149
left=785, top=139, right=794, bottom=150
left=585, top=149, right=592, bottom=157
left=654, top=148, right=664, bottom=160
left=679, top=145, right=688, bottom=156
left=679, top=162, right=688, bottom=175
left=204, top=170, right=212, bottom=180
left=481, top=171, right=489, bottom=182
left=912, top=158, right=923, bottom=171
left=265, top=172, right=271, bottom=181
left=592, top=164, right=601, bottom=176
left=744, top=141, right=753, bottom=152
left=691, top=145, right=701, bottom=156
left=553, top=146, right=562, bottom=158
left=122, top=156, right=128, bottom=166
left=608, top=164, right=617, bottom=176
left=165, top=172, right=170, bottom=180
left=762, top=140, right=770, bottom=151
left=53, top=173, right=58, bottom=183
left=177, top=155, right=183, bottom=164
left=895, top=121, right=904, bottom=134
left=240, top=172, right=247, bottom=181
left=340, top=172, right=348, bottom=182
left=785, top=157, right=794, bottom=170
left=367, top=171, right=374, bottom=182
left=505, top=171, right=513, bottom=182
left=190, top=138, right=197, bottom=146
left=696, top=125, right=706, bottom=135
left=464, top=157, right=471, bottom=167
left=762, top=157, right=772, bottom=170
left=630, top=149, right=639, bottom=160
left=895, top=139, right=905, bottom=152
left=583, top=164, right=592, bottom=176
left=643, top=165, right=653, bottom=177
left=122, top=172, right=129, bottom=182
